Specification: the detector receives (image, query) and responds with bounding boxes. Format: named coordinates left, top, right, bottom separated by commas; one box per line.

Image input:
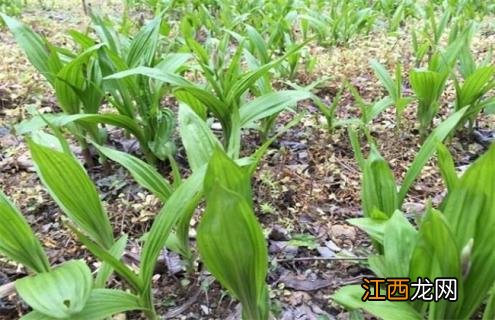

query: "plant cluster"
left=0, top=0, right=494, bottom=319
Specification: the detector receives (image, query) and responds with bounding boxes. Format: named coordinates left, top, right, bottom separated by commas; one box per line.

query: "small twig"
left=275, top=256, right=367, bottom=262
left=0, top=281, right=16, bottom=298
left=164, top=287, right=201, bottom=318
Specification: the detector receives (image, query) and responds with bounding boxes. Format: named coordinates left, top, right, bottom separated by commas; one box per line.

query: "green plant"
left=287, top=78, right=343, bottom=134
left=2, top=13, right=189, bottom=165
left=344, top=83, right=393, bottom=140
left=409, top=68, right=449, bottom=140
left=6, top=94, right=304, bottom=318
left=349, top=106, right=468, bottom=222
left=1, top=13, right=106, bottom=165
left=197, top=149, right=269, bottom=319
left=0, top=189, right=144, bottom=319
left=302, top=0, right=375, bottom=46
left=0, top=0, right=22, bottom=21
left=333, top=142, right=495, bottom=320
left=107, top=30, right=310, bottom=155
left=409, top=32, right=466, bottom=140
left=15, top=117, right=287, bottom=318
left=92, top=101, right=302, bottom=265
left=370, top=60, right=413, bottom=128
left=380, top=0, right=419, bottom=32
left=22, top=134, right=202, bottom=319
left=90, top=12, right=190, bottom=163
left=451, top=30, right=495, bottom=133
left=411, top=5, right=451, bottom=67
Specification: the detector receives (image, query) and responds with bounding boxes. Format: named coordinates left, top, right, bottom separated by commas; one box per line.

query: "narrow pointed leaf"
left=139, top=167, right=205, bottom=289
left=239, top=90, right=311, bottom=127
left=179, top=103, right=223, bottom=172
left=398, top=107, right=467, bottom=204
left=92, top=143, right=173, bottom=202
left=0, top=190, right=50, bottom=273
left=94, top=235, right=128, bottom=288
left=0, top=14, right=61, bottom=84
left=28, top=140, right=114, bottom=248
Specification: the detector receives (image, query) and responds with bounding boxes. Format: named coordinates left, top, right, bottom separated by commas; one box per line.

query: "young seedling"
left=370, top=60, right=413, bottom=130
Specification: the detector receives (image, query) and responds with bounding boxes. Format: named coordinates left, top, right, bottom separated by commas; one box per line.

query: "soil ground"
left=0, top=1, right=494, bottom=319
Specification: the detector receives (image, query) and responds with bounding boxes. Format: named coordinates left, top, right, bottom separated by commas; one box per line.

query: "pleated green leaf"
left=16, top=260, right=92, bottom=319
left=204, top=147, right=252, bottom=203
left=361, top=145, right=398, bottom=217
left=139, top=166, right=205, bottom=291
left=93, top=143, right=173, bottom=202
left=176, top=85, right=231, bottom=124
left=68, top=30, right=96, bottom=50
left=410, top=69, right=447, bottom=109
left=226, top=42, right=305, bottom=104
left=369, top=96, right=393, bottom=121
left=21, top=289, right=144, bottom=320
left=28, top=140, right=114, bottom=248
left=0, top=14, right=61, bottom=84
left=16, top=112, right=145, bottom=145
left=245, top=25, right=270, bottom=64
left=449, top=144, right=495, bottom=318
left=397, top=107, right=467, bottom=204
left=103, top=66, right=191, bottom=87
left=383, top=211, right=417, bottom=277
left=70, top=227, right=142, bottom=292
left=53, top=44, right=103, bottom=114
left=126, top=14, right=162, bottom=68
left=239, top=90, right=311, bottom=127
left=179, top=103, right=223, bottom=172
left=154, top=53, right=191, bottom=74
left=409, top=69, right=448, bottom=136
left=409, top=208, right=461, bottom=319
left=44, top=113, right=145, bottom=146
left=437, top=143, right=459, bottom=192
left=72, top=289, right=144, bottom=320
left=371, top=59, right=397, bottom=101
left=0, top=190, right=50, bottom=273
left=94, top=235, right=128, bottom=288
left=104, top=66, right=230, bottom=123
left=455, top=65, right=495, bottom=113
left=348, top=209, right=389, bottom=245
left=198, top=150, right=269, bottom=320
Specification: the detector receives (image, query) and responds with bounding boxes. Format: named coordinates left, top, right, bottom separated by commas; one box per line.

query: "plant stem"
left=142, top=288, right=158, bottom=320
left=78, top=137, right=95, bottom=168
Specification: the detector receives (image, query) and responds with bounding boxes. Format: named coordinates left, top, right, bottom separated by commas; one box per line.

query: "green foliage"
left=349, top=107, right=467, bottom=229
left=370, top=60, right=412, bottom=127
left=109, top=38, right=311, bottom=150
left=28, top=139, right=114, bottom=248
left=198, top=149, right=269, bottom=320
left=0, top=0, right=22, bottom=20
left=0, top=190, right=50, bottom=273
left=454, top=65, right=495, bottom=131
left=409, top=69, right=449, bottom=139
left=343, top=83, right=393, bottom=138
left=0, top=188, right=147, bottom=319
left=360, top=145, right=398, bottom=218
left=16, top=260, right=93, bottom=318
left=17, top=260, right=144, bottom=320
left=3, top=1, right=495, bottom=319
left=2, top=13, right=191, bottom=164
left=335, top=136, right=495, bottom=320
left=302, top=0, right=375, bottom=46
